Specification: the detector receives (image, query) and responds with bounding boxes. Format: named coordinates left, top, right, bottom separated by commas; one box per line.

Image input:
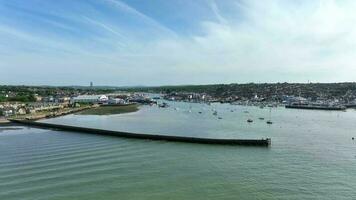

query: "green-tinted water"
left=1, top=102, right=356, bottom=199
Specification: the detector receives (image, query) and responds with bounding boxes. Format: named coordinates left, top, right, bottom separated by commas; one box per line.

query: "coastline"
left=8, top=105, right=98, bottom=121
left=6, top=104, right=140, bottom=123
left=0, top=117, right=13, bottom=126
left=77, top=104, right=139, bottom=115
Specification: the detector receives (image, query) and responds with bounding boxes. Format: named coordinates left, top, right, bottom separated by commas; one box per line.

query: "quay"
left=285, top=105, right=346, bottom=111
left=10, top=119, right=271, bottom=147
left=345, top=104, right=356, bottom=108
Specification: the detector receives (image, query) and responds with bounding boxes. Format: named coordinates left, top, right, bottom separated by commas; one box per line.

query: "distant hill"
left=123, top=82, right=356, bottom=101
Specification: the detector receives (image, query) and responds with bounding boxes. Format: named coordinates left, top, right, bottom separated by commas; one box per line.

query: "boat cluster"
left=157, top=100, right=274, bottom=124
left=247, top=118, right=273, bottom=124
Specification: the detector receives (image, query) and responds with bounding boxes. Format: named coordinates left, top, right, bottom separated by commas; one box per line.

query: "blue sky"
left=0, top=0, right=355, bottom=86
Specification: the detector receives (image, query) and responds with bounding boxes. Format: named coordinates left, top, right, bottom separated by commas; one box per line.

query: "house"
left=17, top=107, right=27, bottom=115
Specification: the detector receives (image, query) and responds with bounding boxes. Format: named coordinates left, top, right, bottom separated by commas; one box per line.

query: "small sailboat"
left=247, top=119, right=253, bottom=123
left=266, top=120, right=273, bottom=124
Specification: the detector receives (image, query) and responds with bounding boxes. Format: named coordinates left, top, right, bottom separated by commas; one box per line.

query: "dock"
left=10, top=119, right=271, bottom=147
left=285, top=105, right=346, bottom=111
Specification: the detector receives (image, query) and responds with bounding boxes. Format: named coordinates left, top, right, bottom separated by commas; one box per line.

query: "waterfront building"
left=108, top=98, right=126, bottom=105
left=71, top=95, right=108, bottom=104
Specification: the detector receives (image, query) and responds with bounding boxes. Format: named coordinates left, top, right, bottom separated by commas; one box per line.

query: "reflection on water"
left=0, top=127, right=23, bottom=132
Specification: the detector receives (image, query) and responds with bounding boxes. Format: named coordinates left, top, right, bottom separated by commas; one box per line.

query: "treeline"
left=2, top=83, right=356, bottom=102
left=0, top=93, right=36, bottom=103
left=0, top=85, right=118, bottom=103
left=125, top=82, right=356, bottom=100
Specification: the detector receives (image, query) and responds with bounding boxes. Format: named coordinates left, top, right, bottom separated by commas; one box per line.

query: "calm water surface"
left=1, top=101, right=356, bottom=199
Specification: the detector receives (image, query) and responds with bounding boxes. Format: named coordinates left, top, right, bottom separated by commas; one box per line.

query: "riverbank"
left=5, top=104, right=140, bottom=122
left=0, top=117, right=13, bottom=126
left=77, top=104, right=139, bottom=115
left=8, top=105, right=97, bottom=121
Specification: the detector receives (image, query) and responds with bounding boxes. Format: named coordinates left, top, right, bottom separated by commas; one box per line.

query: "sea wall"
left=10, top=119, right=271, bottom=147
left=285, top=105, right=346, bottom=111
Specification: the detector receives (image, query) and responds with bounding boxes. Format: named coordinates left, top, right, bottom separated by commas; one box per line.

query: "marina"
left=1, top=102, right=356, bottom=200
left=2, top=0, right=356, bottom=199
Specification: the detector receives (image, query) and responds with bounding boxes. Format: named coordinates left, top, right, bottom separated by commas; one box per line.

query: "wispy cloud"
left=127, top=0, right=356, bottom=84
left=0, top=0, right=356, bottom=85
left=209, top=0, right=228, bottom=24
left=104, top=0, right=178, bottom=38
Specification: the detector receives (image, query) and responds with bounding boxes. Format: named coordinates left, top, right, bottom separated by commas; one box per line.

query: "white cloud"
left=1, top=0, right=356, bottom=85
left=124, top=0, right=356, bottom=84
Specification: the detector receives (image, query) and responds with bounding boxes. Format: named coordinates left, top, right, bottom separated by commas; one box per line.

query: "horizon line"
left=1, top=81, right=356, bottom=88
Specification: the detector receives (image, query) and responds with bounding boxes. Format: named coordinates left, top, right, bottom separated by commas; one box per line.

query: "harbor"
left=2, top=0, right=356, bottom=198
left=1, top=101, right=356, bottom=200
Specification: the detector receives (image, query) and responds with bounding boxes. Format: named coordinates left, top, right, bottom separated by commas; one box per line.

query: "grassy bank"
left=78, top=104, right=139, bottom=115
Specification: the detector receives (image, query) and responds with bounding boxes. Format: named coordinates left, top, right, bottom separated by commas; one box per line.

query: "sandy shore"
left=0, top=117, right=9, bottom=123
left=0, top=117, right=15, bottom=126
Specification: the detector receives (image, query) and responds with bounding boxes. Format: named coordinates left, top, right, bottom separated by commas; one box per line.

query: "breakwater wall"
left=10, top=120, right=271, bottom=146
left=285, top=105, right=346, bottom=111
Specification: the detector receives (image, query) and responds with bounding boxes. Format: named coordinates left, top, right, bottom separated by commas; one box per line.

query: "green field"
left=77, top=104, right=139, bottom=115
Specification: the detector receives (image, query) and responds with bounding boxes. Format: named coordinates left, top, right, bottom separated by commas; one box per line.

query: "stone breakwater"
left=10, top=119, right=271, bottom=146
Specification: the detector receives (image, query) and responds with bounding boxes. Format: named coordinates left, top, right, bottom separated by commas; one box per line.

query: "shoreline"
left=0, top=118, right=14, bottom=126
left=6, top=105, right=97, bottom=122
left=76, top=104, right=139, bottom=115
left=6, top=104, right=140, bottom=122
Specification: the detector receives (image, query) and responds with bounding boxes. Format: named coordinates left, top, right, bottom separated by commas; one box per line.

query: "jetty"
left=9, top=119, right=271, bottom=147
left=285, top=104, right=346, bottom=111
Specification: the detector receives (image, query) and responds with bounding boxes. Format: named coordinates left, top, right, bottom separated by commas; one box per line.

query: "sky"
left=0, top=0, right=356, bottom=86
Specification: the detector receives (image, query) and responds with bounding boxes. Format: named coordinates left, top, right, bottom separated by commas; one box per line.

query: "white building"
left=108, top=98, right=126, bottom=105
left=71, top=95, right=108, bottom=104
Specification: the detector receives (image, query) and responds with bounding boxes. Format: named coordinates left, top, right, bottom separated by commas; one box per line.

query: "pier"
left=10, top=119, right=271, bottom=146
left=285, top=105, right=346, bottom=111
